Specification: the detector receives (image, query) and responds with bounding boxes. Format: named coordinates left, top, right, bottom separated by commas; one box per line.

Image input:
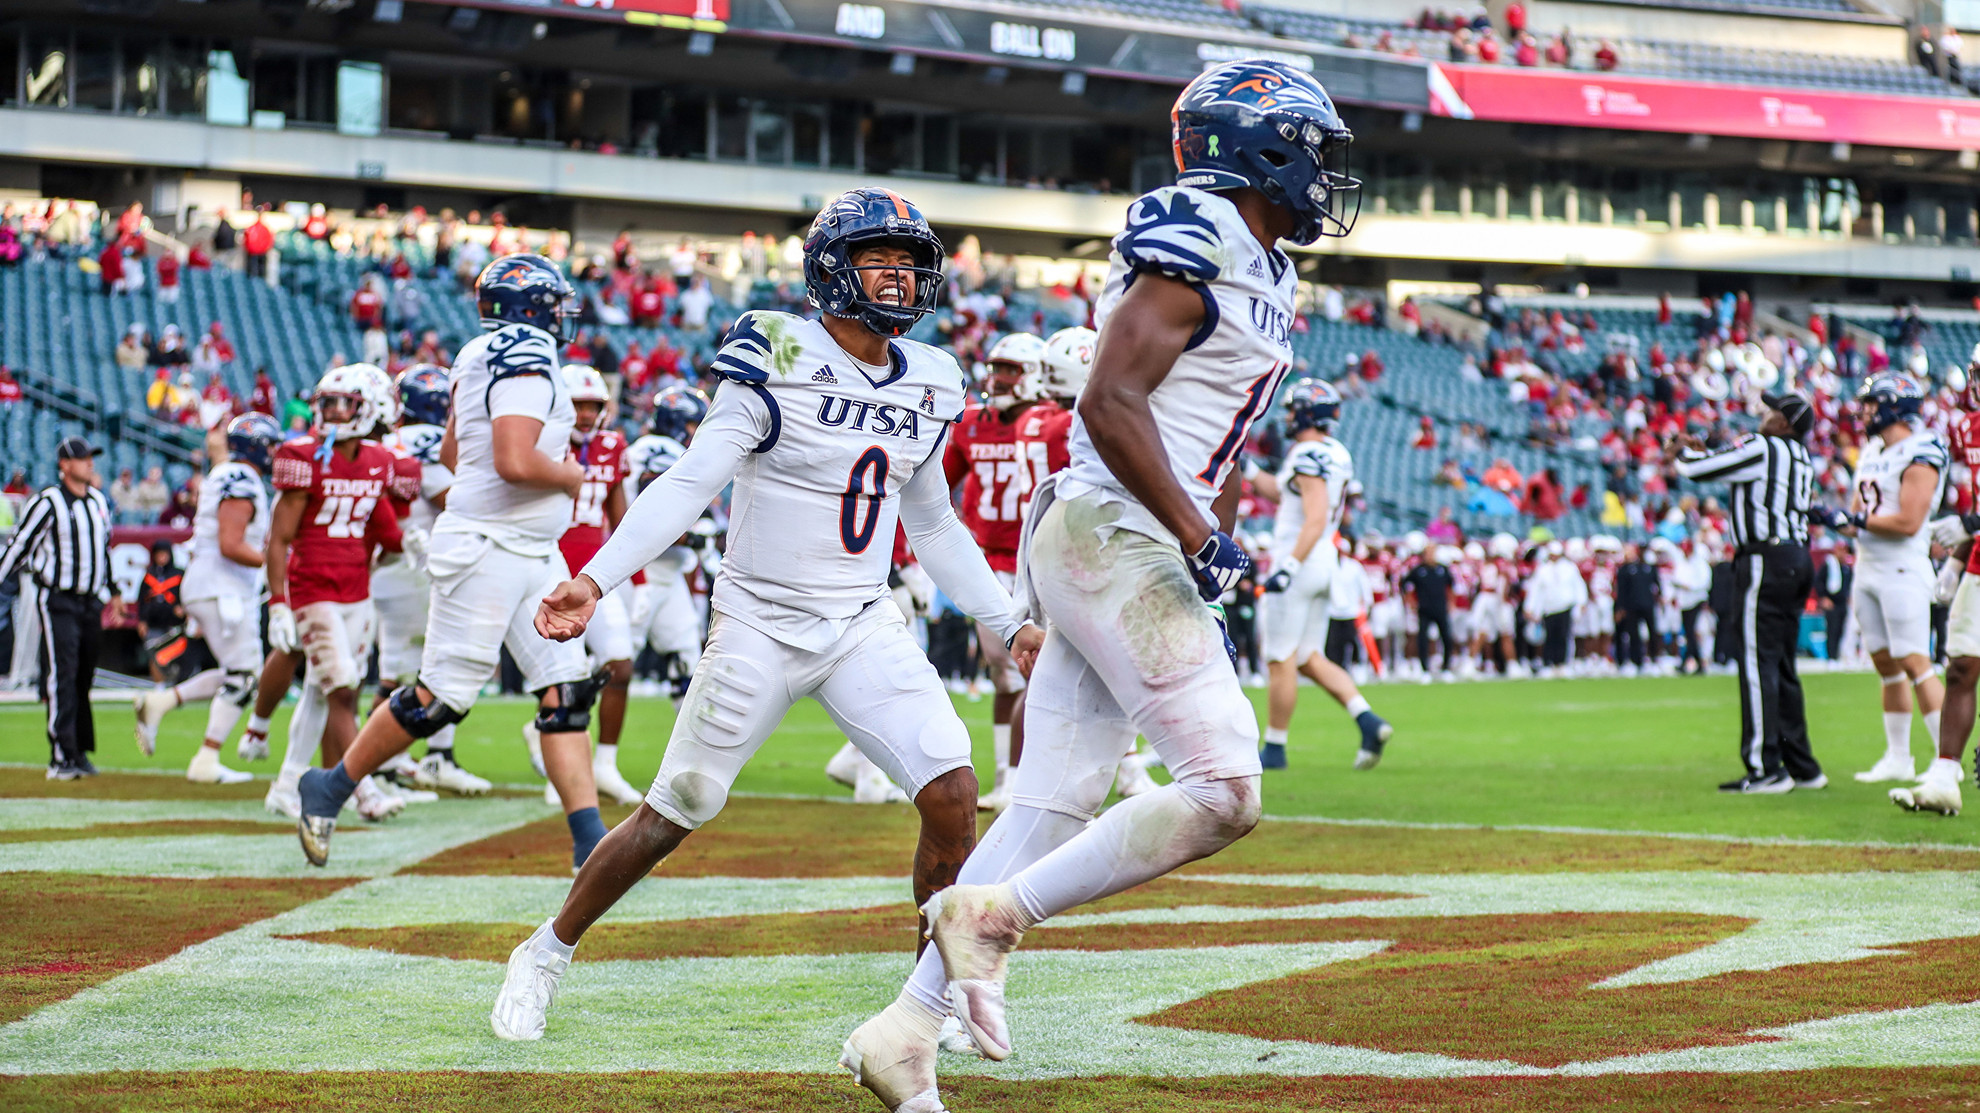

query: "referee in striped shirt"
left=1673, top=392, right=1822, bottom=794
left=0, top=437, right=113, bottom=779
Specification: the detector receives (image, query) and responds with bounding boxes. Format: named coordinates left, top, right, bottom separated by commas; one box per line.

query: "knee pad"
left=388, top=684, right=468, bottom=739
left=534, top=669, right=608, bottom=734
left=221, top=670, right=257, bottom=708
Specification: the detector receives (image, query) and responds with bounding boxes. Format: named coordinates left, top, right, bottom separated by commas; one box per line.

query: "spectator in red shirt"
left=1358, top=349, right=1385, bottom=381
left=1594, top=40, right=1618, bottom=70
left=1477, top=31, right=1502, bottom=63
left=156, top=250, right=180, bottom=306
left=0, top=368, right=21, bottom=404
left=206, top=323, right=236, bottom=365
left=1525, top=468, right=1565, bottom=521
left=303, top=203, right=329, bottom=240
left=1515, top=33, right=1540, bottom=66
left=620, top=342, right=649, bottom=393
left=350, top=277, right=384, bottom=328
left=242, top=214, right=273, bottom=279
left=1505, top=1, right=1526, bottom=36
left=1544, top=33, right=1569, bottom=66
left=632, top=281, right=666, bottom=327
left=250, top=368, right=277, bottom=415
left=1409, top=416, right=1438, bottom=450
left=98, top=238, right=125, bottom=296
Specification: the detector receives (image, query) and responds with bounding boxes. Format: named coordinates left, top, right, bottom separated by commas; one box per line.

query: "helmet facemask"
left=1247, top=121, right=1361, bottom=245
left=832, top=237, right=944, bottom=338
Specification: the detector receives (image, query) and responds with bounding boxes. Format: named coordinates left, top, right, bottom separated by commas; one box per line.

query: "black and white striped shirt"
left=0, top=484, right=113, bottom=596
left=1675, top=434, right=1813, bottom=548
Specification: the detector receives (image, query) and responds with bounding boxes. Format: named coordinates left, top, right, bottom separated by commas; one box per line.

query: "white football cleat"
left=133, top=689, right=176, bottom=756
left=1854, top=753, right=1918, bottom=783
left=186, top=749, right=252, bottom=785
left=264, top=771, right=301, bottom=819
left=855, top=765, right=911, bottom=805
left=521, top=721, right=546, bottom=778
left=490, top=920, right=572, bottom=1041
left=1114, top=754, right=1159, bottom=798
left=236, top=730, right=270, bottom=763
left=353, top=775, right=406, bottom=821
left=416, top=750, right=493, bottom=796
left=936, top=1015, right=977, bottom=1056
left=841, top=994, right=947, bottom=1112
left=923, top=884, right=1028, bottom=1062
left=1892, top=778, right=1962, bottom=816
left=592, top=759, right=645, bottom=807
left=824, top=741, right=865, bottom=788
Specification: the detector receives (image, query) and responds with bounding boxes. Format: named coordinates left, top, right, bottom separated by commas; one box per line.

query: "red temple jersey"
left=560, top=428, right=629, bottom=574
left=1954, top=411, right=1980, bottom=574
left=385, top=443, right=423, bottom=516
left=1014, top=401, right=1073, bottom=520
left=273, top=438, right=401, bottom=606
left=942, top=403, right=1025, bottom=571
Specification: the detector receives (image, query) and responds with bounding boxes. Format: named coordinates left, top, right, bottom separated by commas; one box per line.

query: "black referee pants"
left=1733, top=543, right=1819, bottom=780
left=1615, top=606, right=1656, bottom=667
left=38, top=589, right=101, bottom=766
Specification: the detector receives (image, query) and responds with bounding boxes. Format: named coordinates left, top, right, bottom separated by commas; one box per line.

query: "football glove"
left=267, top=602, right=298, bottom=654
left=400, top=527, right=429, bottom=571
left=1262, top=556, right=1301, bottom=594
left=1936, top=556, right=1965, bottom=607
left=1186, top=531, right=1252, bottom=602
left=1931, top=515, right=1980, bottom=549
left=1811, top=506, right=1865, bottom=532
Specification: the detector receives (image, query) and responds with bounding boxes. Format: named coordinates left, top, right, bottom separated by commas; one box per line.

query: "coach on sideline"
left=1672, top=392, right=1822, bottom=795
left=0, top=436, right=113, bottom=779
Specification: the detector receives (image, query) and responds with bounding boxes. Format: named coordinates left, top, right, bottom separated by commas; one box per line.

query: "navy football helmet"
left=1857, top=372, right=1924, bottom=434
left=224, top=412, right=283, bottom=474
left=650, top=386, right=709, bottom=443
left=396, top=364, right=451, bottom=427
left=1172, top=60, right=1360, bottom=245
left=1283, top=378, right=1342, bottom=433
left=475, top=253, right=578, bottom=340
left=801, top=188, right=944, bottom=337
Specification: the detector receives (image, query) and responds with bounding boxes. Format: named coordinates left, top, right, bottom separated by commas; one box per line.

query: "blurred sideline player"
left=1825, top=373, right=1947, bottom=784
left=265, top=365, right=413, bottom=822
left=528, top=363, right=644, bottom=807
left=491, top=188, right=1042, bottom=1046
left=370, top=364, right=490, bottom=795
left=625, top=386, right=711, bottom=704
left=943, top=332, right=1044, bottom=810
left=296, top=255, right=609, bottom=869
left=1907, top=349, right=1980, bottom=814
left=133, top=413, right=284, bottom=783
left=1471, top=533, right=1522, bottom=675
left=853, top=61, right=1360, bottom=1108
left=1251, top=379, right=1391, bottom=771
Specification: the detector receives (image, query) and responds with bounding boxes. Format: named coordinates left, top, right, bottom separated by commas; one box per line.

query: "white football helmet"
left=351, top=362, right=398, bottom=432
left=1403, top=530, right=1429, bottom=555
left=1463, top=540, right=1485, bottom=562
left=1564, top=537, right=1589, bottom=562
left=1042, top=326, right=1097, bottom=403
left=983, top=332, right=1047, bottom=408
left=1488, top=532, right=1518, bottom=559
left=313, top=364, right=385, bottom=442
left=562, top=363, right=611, bottom=403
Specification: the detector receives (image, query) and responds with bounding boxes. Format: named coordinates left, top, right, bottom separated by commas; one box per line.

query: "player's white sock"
left=204, top=692, right=247, bottom=748
left=1925, top=709, right=1943, bottom=752
left=1930, top=756, right=1964, bottom=783
left=1883, top=711, right=1913, bottom=761
left=173, top=669, right=224, bottom=705
left=594, top=742, right=620, bottom=771
left=905, top=801, right=1087, bottom=1016
left=992, top=723, right=1011, bottom=784
left=1262, top=727, right=1289, bottom=746
left=246, top=712, right=273, bottom=737
left=1007, top=776, right=1260, bottom=922
left=425, top=724, right=457, bottom=753
left=282, top=684, right=327, bottom=778
left=1344, top=695, right=1371, bottom=719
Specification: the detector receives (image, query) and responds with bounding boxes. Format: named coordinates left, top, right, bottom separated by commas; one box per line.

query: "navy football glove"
left=1187, top=530, right=1252, bottom=602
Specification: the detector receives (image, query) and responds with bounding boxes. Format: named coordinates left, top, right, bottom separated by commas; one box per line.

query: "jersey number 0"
left=841, top=447, right=890, bottom=554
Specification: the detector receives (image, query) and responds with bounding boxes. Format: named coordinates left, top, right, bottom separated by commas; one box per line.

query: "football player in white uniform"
left=370, top=365, right=489, bottom=795
left=1251, top=379, right=1392, bottom=771
left=132, top=413, right=283, bottom=783
left=854, top=61, right=1361, bottom=1109
left=1824, top=373, right=1949, bottom=784
left=296, top=255, right=609, bottom=869
left=492, top=188, right=1043, bottom=1047
left=623, top=386, right=711, bottom=700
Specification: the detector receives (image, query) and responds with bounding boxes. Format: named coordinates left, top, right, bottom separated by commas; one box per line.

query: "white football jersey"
left=1060, top=185, right=1297, bottom=545
left=601, top=311, right=969, bottom=651
left=1271, top=435, right=1352, bottom=557
left=181, top=460, right=269, bottom=602
left=440, top=322, right=576, bottom=554
left=1852, top=427, right=1948, bottom=570
left=381, top=422, right=450, bottom=535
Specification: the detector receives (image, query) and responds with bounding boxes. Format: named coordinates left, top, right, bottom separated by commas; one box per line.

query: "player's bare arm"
left=439, top=413, right=458, bottom=472
left=1290, top=474, right=1330, bottom=563
left=492, top=414, right=585, bottom=497
left=217, top=498, right=263, bottom=568
left=1863, top=462, right=1941, bottom=539
left=1079, top=271, right=1210, bottom=549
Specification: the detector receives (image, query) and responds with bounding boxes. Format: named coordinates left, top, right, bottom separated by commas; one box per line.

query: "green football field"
left=4, top=671, right=1980, bottom=1111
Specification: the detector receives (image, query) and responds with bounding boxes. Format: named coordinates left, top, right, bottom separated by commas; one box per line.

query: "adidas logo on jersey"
left=1247, top=257, right=1265, bottom=278
left=812, top=366, right=837, bottom=384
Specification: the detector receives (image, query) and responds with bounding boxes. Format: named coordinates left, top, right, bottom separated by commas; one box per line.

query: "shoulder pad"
left=484, top=324, right=558, bottom=381
left=711, top=311, right=807, bottom=384
left=214, top=464, right=262, bottom=501
left=1114, top=186, right=1231, bottom=285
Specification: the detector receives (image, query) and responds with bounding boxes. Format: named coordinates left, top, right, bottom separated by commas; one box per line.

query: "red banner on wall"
left=1428, top=63, right=1980, bottom=152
